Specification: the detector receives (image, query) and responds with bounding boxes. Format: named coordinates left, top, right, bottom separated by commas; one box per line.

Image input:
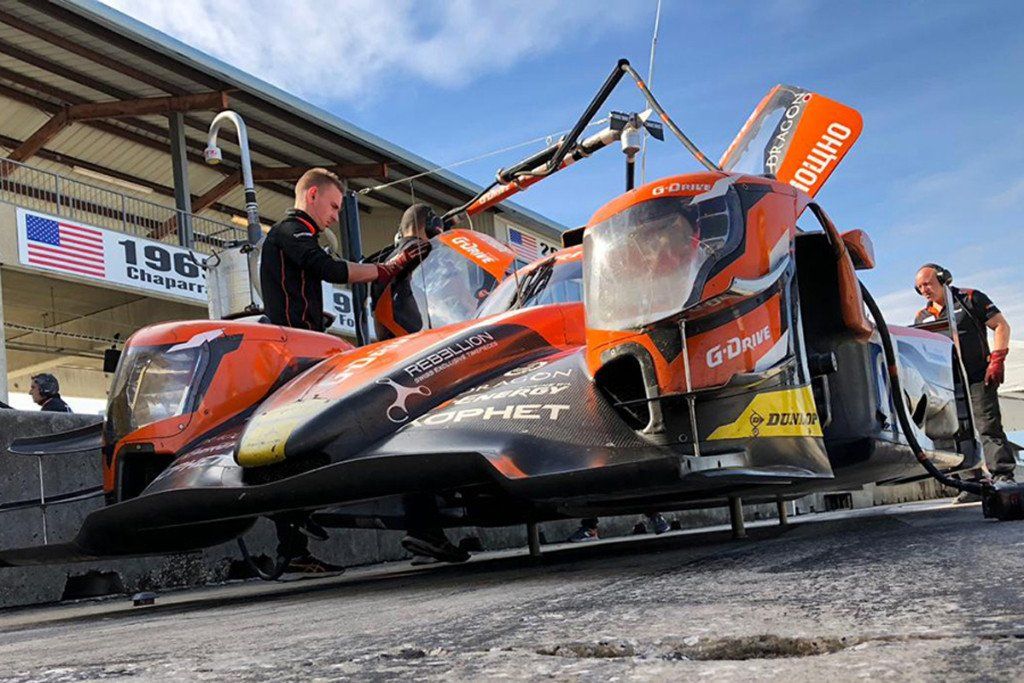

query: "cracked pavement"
left=1, top=500, right=1023, bottom=681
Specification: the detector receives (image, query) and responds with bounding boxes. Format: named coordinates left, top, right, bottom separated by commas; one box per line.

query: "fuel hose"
left=860, top=283, right=985, bottom=495
left=237, top=537, right=292, bottom=581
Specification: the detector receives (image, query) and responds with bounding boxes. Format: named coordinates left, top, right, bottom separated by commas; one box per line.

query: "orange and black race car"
left=4, top=59, right=1013, bottom=568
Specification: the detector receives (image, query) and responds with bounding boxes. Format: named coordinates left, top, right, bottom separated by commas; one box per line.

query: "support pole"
left=341, top=190, right=369, bottom=346
left=527, top=521, right=542, bottom=558
left=0, top=266, right=7, bottom=404
left=776, top=498, right=789, bottom=526
left=37, top=456, right=48, bottom=544
left=729, top=496, right=746, bottom=539
left=168, top=112, right=193, bottom=248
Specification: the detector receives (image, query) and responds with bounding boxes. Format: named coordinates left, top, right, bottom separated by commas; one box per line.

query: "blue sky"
left=105, top=0, right=1024, bottom=332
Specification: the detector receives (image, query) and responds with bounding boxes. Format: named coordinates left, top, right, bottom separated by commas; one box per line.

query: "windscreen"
left=476, top=254, right=583, bottom=317
left=583, top=192, right=738, bottom=330
left=406, top=239, right=503, bottom=329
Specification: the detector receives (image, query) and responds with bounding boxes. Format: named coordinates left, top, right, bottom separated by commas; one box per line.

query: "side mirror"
left=562, top=226, right=585, bottom=248
left=103, top=348, right=122, bottom=374
left=841, top=229, right=875, bottom=270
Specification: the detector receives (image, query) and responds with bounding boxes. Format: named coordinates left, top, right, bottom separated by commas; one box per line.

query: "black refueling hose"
left=237, top=537, right=292, bottom=581
left=860, top=284, right=986, bottom=495
left=809, top=202, right=985, bottom=496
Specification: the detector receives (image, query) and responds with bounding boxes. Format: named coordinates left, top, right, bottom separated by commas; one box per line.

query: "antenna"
left=640, top=0, right=663, bottom=185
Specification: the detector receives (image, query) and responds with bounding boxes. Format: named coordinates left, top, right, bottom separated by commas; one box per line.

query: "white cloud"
left=100, top=0, right=630, bottom=103
left=875, top=287, right=923, bottom=326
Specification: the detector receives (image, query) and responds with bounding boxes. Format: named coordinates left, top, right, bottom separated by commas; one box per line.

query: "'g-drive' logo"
left=706, top=325, right=772, bottom=368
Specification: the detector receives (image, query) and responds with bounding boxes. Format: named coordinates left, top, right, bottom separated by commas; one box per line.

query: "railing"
left=0, top=158, right=246, bottom=254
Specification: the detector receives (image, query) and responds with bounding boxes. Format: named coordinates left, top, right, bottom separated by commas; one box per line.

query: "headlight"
left=107, top=344, right=206, bottom=441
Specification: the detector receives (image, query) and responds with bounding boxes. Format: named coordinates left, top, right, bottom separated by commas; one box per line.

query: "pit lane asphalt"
left=1, top=500, right=1023, bottom=681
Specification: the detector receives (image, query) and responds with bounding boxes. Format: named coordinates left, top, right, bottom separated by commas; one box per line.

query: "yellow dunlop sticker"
left=707, top=387, right=822, bottom=440
left=236, top=398, right=331, bottom=467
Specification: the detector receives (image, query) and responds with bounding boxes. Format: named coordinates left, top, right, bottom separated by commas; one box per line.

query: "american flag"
left=508, top=228, right=538, bottom=262
left=25, top=214, right=106, bottom=278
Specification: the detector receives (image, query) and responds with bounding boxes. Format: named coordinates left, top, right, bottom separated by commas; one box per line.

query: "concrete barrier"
left=0, top=409, right=423, bottom=609
left=0, top=409, right=955, bottom=609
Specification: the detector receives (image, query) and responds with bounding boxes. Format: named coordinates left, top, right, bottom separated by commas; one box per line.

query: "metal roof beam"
left=188, top=172, right=240, bottom=214
left=14, top=3, right=470, bottom=208
left=1, top=108, right=69, bottom=172
left=1, top=92, right=229, bottom=177
left=189, top=163, right=388, bottom=215
left=0, top=7, right=188, bottom=96
left=252, top=163, right=389, bottom=183
left=0, top=132, right=283, bottom=225
left=0, top=61, right=408, bottom=211
left=66, top=91, right=230, bottom=121
left=0, top=76, right=304, bottom=206
left=0, top=34, right=138, bottom=102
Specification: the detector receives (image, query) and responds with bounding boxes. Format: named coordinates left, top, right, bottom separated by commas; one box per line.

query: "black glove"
left=376, top=239, right=431, bottom=283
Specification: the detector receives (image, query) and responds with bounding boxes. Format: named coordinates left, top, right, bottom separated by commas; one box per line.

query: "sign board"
left=497, top=218, right=560, bottom=265
left=16, top=208, right=207, bottom=303
left=16, top=208, right=360, bottom=337
left=323, top=283, right=357, bottom=336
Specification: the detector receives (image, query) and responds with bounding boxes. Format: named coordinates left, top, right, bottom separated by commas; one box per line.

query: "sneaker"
left=401, top=531, right=470, bottom=563
left=647, top=513, right=671, bottom=535
left=566, top=526, right=599, bottom=543
left=952, top=490, right=982, bottom=505
left=410, top=554, right=440, bottom=567
left=282, top=555, right=345, bottom=577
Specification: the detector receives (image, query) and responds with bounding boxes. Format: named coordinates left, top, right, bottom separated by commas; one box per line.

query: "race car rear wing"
left=719, top=85, right=863, bottom=198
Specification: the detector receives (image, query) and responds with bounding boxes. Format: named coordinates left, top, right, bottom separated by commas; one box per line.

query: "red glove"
left=985, top=348, right=1008, bottom=386
left=375, top=239, right=431, bottom=283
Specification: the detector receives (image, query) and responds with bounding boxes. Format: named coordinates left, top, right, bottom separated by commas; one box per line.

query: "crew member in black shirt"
left=914, top=264, right=1015, bottom=499
left=260, top=167, right=429, bottom=331
left=259, top=168, right=429, bottom=576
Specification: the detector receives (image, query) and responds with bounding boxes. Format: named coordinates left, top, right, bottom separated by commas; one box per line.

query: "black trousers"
left=969, top=381, right=1017, bottom=477
left=274, top=516, right=309, bottom=559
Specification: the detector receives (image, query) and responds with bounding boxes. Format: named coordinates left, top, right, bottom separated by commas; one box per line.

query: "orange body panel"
left=773, top=94, right=862, bottom=198
left=586, top=172, right=725, bottom=226
left=700, top=184, right=796, bottom=303
left=585, top=294, right=783, bottom=394
left=104, top=321, right=352, bottom=493
left=437, top=229, right=515, bottom=280
left=684, top=294, right=785, bottom=388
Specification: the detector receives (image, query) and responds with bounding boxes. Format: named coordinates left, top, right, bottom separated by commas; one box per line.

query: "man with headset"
left=914, top=263, right=1015, bottom=500
left=368, top=203, right=444, bottom=340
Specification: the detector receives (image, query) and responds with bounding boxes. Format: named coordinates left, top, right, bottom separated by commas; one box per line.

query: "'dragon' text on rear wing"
left=719, top=85, right=863, bottom=198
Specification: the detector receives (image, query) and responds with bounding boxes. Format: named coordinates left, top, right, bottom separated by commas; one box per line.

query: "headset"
left=31, top=373, right=59, bottom=398
left=914, top=263, right=952, bottom=295
left=395, top=205, right=444, bottom=245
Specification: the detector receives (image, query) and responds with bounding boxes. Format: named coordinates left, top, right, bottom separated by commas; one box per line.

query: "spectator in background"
left=30, top=374, right=72, bottom=413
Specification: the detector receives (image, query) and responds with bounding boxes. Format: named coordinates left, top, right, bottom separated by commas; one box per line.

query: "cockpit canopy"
left=583, top=183, right=742, bottom=331
left=372, top=229, right=514, bottom=339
